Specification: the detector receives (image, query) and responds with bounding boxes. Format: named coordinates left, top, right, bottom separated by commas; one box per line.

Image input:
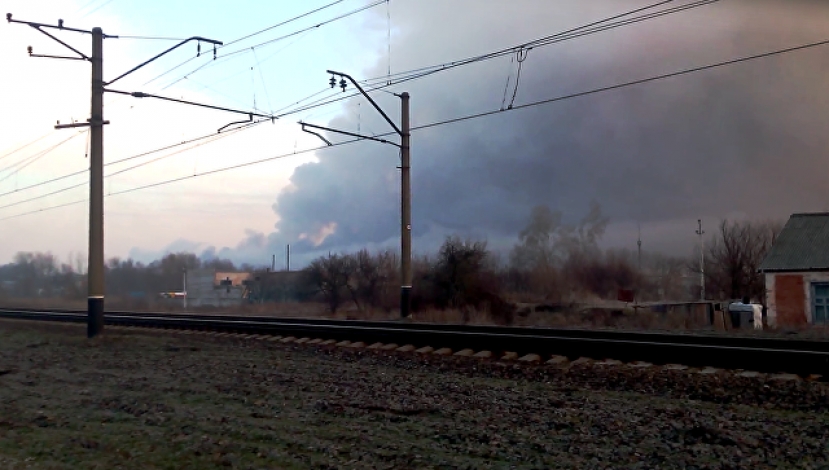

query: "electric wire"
left=507, top=48, right=529, bottom=109
left=409, top=38, right=829, bottom=133
left=0, top=0, right=733, bottom=205
left=360, top=0, right=716, bottom=87
left=157, top=0, right=387, bottom=91
left=4, top=36, right=826, bottom=223
left=151, top=0, right=704, bottom=128
left=264, top=0, right=722, bottom=122
left=176, top=28, right=315, bottom=101
left=0, top=120, right=266, bottom=200
left=117, top=35, right=191, bottom=41
left=0, top=0, right=728, bottom=202
left=0, top=132, right=56, bottom=163
left=252, top=48, right=273, bottom=113
left=80, top=0, right=117, bottom=19
left=143, top=0, right=380, bottom=89
left=0, top=132, right=86, bottom=183
left=0, top=120, right=267, bottom=208
left=104, top=118, right=269, bottom=178
left=224, top=0, right=346, bottom=47
left=500, top=54, right=515, bottom=111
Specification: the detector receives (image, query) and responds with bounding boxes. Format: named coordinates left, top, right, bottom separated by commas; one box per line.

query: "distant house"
left=759, top=212, right=829, bottom=328
left=185, top=269, right=252, bottom=308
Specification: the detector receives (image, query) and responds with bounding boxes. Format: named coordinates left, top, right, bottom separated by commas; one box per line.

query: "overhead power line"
left=0, top=115, right=269, bottom=201
left=361, top=0, right=719, bottom=86
left=409, top=37, right=829, bottom=132
left=224, top=0, right=346, bottom=47
left=144, top=0, right=382, bottom=89
left=0, top=118, right=266, bottom=204
left=117, top=35, right=190, bottom=41
left=5, top=36, right=826, bottom=223
left=0, top=131, right=55, bottom=163
left=0, top=131, right=86, bottom=184
left=139, top=0, right=716, bottom=132
left=264, top=0, right=722, bottom=123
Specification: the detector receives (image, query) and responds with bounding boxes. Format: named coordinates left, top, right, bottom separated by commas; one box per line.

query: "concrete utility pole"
left=696, top=219, right=705, bottom=301
left=400, top=92, right=412, bottom=316
left=301, top=71, right=411, bottom=317
left=88, top=27, right=105, bottom=336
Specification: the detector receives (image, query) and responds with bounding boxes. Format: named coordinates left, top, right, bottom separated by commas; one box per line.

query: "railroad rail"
left=1, top=307, right=828, bottom=377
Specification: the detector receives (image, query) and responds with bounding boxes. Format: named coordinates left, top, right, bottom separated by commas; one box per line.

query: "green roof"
left=759, top=212, right=829, bottom=272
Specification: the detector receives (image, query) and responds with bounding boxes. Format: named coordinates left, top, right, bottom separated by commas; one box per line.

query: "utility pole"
left=696, top=219, right=705, bottom=301
left=9, top=14, right=275, bottom=336
left=400, top=92, right=412, bottom=316
left=89, top=27, right=105, bottom=336
left=300, top=70, right=411, bottom=317
left=637, top=223, right=642, bottom=272
left=271, top=254, right=275, bottom=271
left=182, top=268, right=187, bottom=310
left=286, top=244, right=290, bottom=272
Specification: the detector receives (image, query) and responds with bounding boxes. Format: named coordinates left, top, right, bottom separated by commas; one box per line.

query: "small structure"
left=727, top=299, right=763, bottom=330
left=759, top=212, right=829, bottom=328
left=184, top=269, right=252, bottom=308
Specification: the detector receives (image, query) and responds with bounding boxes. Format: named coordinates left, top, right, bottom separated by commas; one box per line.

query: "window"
left=813, top=283, right=829, bottom=325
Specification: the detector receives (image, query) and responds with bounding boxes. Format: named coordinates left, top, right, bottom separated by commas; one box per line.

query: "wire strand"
left=0, top=120, right=267, bottom=206
left=0, top=122, right=266, bottom=200
left=224, top=0, right=346, bottom=47
left=0, top=132, right=56, bottom=163
left=143, top=0, right=382, bottom=89
left=117, top=35, right=191, bottom=41
left=267, top=1, right=721, bottom=122
left=5, top=37, right=826, bottom=223
left=0, top=132, right=85, bottom=183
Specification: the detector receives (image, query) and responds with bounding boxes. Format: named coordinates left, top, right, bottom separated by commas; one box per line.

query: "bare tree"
left=703, top=219, right=783, bottom=301
left=348, top=249, right=400, bottom=310
left=304, top=253, right=356, bottom=314
left=509, top=201, right=608, bottom=301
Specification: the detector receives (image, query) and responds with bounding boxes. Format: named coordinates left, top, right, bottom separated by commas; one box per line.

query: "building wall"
left=773, top=273, right=807, bottom=327
left=764, top=273, right=777, bottom=327
left=766, top=271, right=829, bottom=327
left=186, top=269, right=246, bottom=308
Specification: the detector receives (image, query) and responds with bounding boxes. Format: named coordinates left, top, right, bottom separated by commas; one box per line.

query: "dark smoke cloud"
left=203, top=0, right=829, bottom=266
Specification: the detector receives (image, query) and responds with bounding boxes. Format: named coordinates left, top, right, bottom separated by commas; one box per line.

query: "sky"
left=1, top=0, right=828, bottom=269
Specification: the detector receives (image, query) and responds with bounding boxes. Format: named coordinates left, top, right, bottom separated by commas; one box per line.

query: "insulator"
left=213, top=44, right=217, bottom=60
left=27, top=45, right=32, bottom=55
left=58, top=19, right=64, bottom=28
left=339, top=78, right=347, bottom=92
left=329, top=76, right=336, bottom=88
left=197, top=41, right=201, bottom=57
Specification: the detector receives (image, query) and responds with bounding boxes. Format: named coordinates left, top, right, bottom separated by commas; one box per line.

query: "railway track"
left=1, top=307, right=828, bottom=377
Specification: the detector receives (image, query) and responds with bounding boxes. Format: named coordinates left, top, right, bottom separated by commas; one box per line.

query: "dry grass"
left=7, top=297, right=829, bottom=339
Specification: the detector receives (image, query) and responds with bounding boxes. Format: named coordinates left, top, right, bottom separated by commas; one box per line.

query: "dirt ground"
left=1, top=320, right=829, bottom=469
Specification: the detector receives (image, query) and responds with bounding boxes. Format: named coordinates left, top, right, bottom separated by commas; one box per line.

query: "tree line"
left=0, top=204, right=783, bottom=319
left=299, top=204, right=783, bottom=322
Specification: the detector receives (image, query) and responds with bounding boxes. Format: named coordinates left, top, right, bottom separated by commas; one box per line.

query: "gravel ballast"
left=1, top=320, right=828, bottom=469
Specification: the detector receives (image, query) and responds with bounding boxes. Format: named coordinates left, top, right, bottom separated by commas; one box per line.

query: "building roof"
left=759, top=212, right=829, bottom=272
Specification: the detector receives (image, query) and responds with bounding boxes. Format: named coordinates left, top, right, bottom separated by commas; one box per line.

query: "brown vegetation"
left=0, top=205, right=785, bottom=329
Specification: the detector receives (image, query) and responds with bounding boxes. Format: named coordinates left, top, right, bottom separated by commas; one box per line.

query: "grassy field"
left=1, top=320, right=829, bottom=469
